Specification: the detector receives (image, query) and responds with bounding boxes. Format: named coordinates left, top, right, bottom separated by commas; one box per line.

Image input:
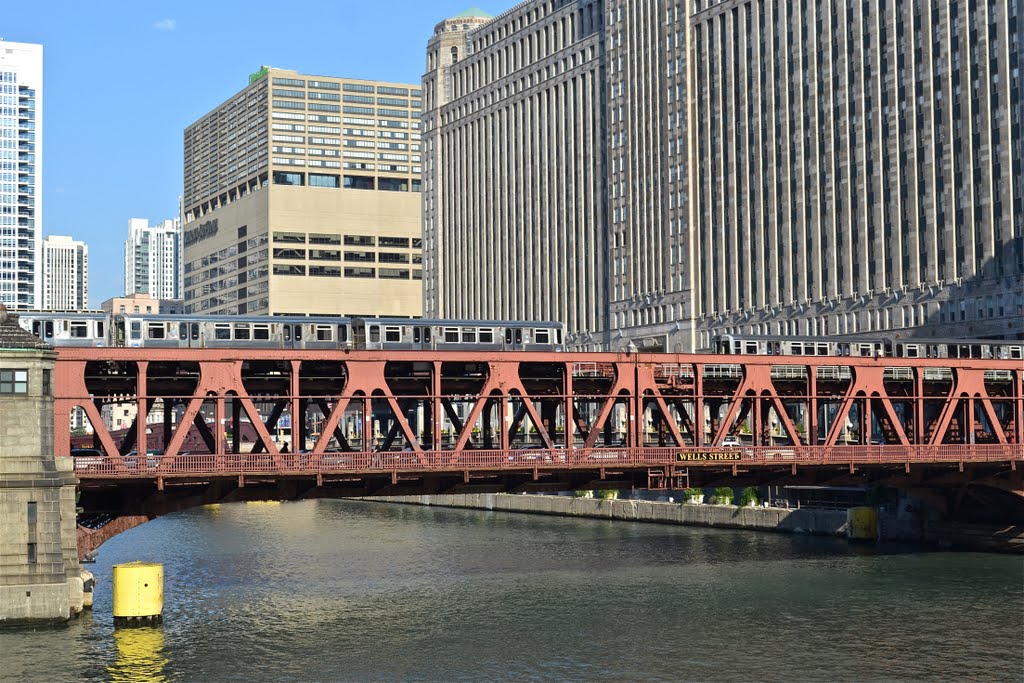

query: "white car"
left=720, top=435, right=742, bottom=448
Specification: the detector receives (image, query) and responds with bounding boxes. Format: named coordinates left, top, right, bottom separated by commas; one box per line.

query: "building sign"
left=676, top=450, right=742, bottom=462
left=249, top=66, right=270, bottom=84
left=184, top=219, right=219, bottom=247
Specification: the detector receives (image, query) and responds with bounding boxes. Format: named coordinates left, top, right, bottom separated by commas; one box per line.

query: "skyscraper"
left=425, top=1, right=1023, bottom=350
left=41, top=235, right=87, bottom=311
left=182, top=67, right=424, bottom=317
left=124, top=217, right=181, bottom=300
left=0, top=40, right=42, bottom=311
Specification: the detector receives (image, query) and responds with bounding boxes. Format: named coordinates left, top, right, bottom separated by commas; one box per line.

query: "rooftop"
left=0, top=304, right=52, bottom=351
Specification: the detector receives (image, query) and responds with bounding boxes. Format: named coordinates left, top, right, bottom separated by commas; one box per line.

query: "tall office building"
left=690, top=0, right=1022, bottom=346
left=425, top=1, right=1023, bottom=350
left=423, top=4, right=610, bottom=348
left=124, top=217, right=181, bottom=299
left=182, top=67, right=424, bottom=317
left=41, top=235, right=87, bottom=311
left=0, top=40, right=42, bottom=311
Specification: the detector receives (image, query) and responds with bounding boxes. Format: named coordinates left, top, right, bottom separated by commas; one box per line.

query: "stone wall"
left=375, top=494, right=851, bottom=537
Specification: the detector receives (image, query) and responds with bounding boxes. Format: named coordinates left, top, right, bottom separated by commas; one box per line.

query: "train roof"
left=117, top=313, right=353, bottom=324
left=16, top=310, right=109, bottom=318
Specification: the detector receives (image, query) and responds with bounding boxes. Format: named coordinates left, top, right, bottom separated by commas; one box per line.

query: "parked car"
left=70, top=448, right=104, bottom=470
left=720, top=435, right=742, bottom=448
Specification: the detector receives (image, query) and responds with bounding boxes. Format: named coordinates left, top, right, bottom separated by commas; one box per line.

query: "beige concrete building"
left=425, top=1, right=1023, bottom=350
left=101, top=293, right=183, bottom=315
left=182, top=67, right=424, bottom=317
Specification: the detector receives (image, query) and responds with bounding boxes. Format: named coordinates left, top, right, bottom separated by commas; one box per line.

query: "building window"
left=273, top=171, right=305, bottom=186
left=0, top=369, right=28, bottom=394
left=309, top=173, right=340, bottom=188
left=378, top=177, right=409, bottom=192
left=41, top=370, right=50, bottom=395
left=378, top=236, right=410, bottom=248
left=27, top=502, right=37, bottom=525
left=344, top=267, right=375, bottom=278
left=27, top=543, right=37, bottom=564
left=343, top=175, right=375, bottom=190
left=273, top=265, right=306, bottom=276
left=273, top=232, right=306, bottom=244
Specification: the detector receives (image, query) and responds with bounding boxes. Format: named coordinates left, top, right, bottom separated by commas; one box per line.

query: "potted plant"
left=683, top=487, right=704, bottom=504
left=713, top=486, right=734, bottom=505
left=739, top=486, right=759, bottom=507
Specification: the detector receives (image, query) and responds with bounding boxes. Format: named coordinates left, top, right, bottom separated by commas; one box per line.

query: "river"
left=1, top=499, right=1021, bottom=682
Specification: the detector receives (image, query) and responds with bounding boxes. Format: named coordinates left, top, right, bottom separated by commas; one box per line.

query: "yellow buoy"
left=847, top=507, right=879, bottom=541
left=112, top=562, right=164, bottom=627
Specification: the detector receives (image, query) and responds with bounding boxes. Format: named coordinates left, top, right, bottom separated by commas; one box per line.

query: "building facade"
left=182, top=67, right=424, bottom=317
left=124, top=217, right=181, bottom=300
left=425, top=1, right=1023, bottom=350
left=41, top=235, right=87, bottom=311
left=690, top=0, right=1023, bottom=346
left=0, top=41, right=42, bottom=311
left=101, top=293, right=183, bottom=315
left=423, top=4, right=611, bottom=348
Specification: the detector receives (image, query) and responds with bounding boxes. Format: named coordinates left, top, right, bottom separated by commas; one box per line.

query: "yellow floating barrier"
left=112, top=562, right=164, bottom=627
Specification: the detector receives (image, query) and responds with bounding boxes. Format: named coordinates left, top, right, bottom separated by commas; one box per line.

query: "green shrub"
left=713, top=486, right=735, bottom=504
left=739, top=486, right=759, bottom=507
left=597, top=489, right=619, bottom=500
left=683, top=487, right=704, bottom=500
left=573, top=490, right=594, bottom=498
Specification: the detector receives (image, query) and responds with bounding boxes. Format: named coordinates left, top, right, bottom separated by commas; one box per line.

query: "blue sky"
left=6, top=0, right=505, bottom=307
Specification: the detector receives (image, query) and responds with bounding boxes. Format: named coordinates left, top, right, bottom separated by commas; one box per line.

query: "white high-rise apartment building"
left=41, top=235, right=87, bottom=311
left=125, top=217, right=181, bottom=300
left=0, top=40, right=42, bottom=310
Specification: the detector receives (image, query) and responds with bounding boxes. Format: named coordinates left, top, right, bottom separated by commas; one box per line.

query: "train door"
left=283, top=324, right=304, bottom=349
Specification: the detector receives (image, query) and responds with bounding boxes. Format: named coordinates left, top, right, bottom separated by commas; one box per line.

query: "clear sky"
left=4, top=0, right=505, bottom=307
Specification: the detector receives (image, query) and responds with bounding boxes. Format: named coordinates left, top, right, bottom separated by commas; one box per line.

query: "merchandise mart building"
left=425, top=1, right=1023, bottom=351
left=182, top=67, right=424, bottom=317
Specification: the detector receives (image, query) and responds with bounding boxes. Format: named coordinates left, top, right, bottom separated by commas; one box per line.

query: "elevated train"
left=710, top=333, right=1023, bottom=361
left=15, top=311, right=565, bottom=352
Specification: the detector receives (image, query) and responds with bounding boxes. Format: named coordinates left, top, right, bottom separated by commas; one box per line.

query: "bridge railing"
left=70, top=444, right=1023, bottom=478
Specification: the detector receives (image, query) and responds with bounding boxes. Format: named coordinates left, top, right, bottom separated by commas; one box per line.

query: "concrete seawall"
left=375, top=494, right=850, bottom=537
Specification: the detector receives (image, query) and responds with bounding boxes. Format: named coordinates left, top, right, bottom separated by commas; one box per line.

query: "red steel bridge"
left=56, top=347, right=1023, bottom=556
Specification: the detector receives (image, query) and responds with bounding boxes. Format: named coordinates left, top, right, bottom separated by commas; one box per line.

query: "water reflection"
left=108, top=627, right=168, bottom=683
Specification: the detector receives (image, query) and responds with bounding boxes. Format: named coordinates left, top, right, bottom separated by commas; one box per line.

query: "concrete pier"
left=0, top=305, right=84, bottom=625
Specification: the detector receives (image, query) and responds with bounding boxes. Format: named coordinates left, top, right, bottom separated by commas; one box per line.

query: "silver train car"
left=16, top=311, right=565, bottom=352
left=711, top=333, right=1023, bottom=360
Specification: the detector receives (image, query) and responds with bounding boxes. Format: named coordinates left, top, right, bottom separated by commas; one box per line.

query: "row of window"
left=272, top=248, right=420, bottom=263
left=271, top=171, right=421, bottom=192
left=271, top=77, right=421, bottom=98
left=272, top=265, right=421, bottom=280
left=272, top=232, right=419, bottom=248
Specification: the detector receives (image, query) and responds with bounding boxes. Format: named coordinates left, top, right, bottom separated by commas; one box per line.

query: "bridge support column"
left=0, top=306, right=84, bottom=625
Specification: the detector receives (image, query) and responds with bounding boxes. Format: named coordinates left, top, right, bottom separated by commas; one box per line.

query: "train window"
left=535, top=329, right=550, bottom=344
left=32, top=321, right=41, bottom=336
left=445, top=328, right=460, bottom=343
left=413, top=327, right=421, bottom=343
left=254, top=325, right=270, bottom=340
left=179, top=323, right=188, bottom=339
left=369, top=325, right=380, bottom=343
left=423, top=327, right=431, bottom=343
left=857, top=344, right=872, bottom=356
left=969, top=345, right=981, bottom=358
left=284, top=326, right=291, bottom=342
left=745, top=342, right=758, bottom=354
left=70, top=321, right=89, bottom=338
left=790, top=344, right=802, bottom=356
left=315, top=325, right=334, bottom=341
left=215, top=324, right=231, bottom=340
left=505, top=329, right=513, bottom=344
left=191, top=324, right=199, bottom=341
left=906, top=345, right=919, bottom=358
left=338, top=325, right=348, bottom=342
left=461, top=328, right=477, bottom=343
left=515, top=329, right=523, bottom=344
left=293, top=325, right=303, bottom=341
left=1010, top=347, right=1022, bottom=360
left=96, top=321, right=105, bottom=338
left=816, top=344, right=828, bottom=356
left=384, top=326, right=402, bottom=342
left=147, top=323, right=165, bottom=339
left=234, top=325, right=251, bottom=340
left=479, top=329, right=494, bottom=344
left=556, top=330, right=562, bottom=344
left=130, top=322, right=141, bottom=340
